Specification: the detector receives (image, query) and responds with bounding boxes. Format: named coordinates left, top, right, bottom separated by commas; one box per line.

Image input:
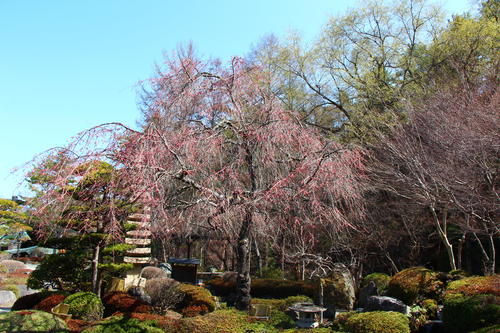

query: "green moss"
left=442, top=294, right=499, bottom=333
left=0, top=310, right=68, bottom=332
left=387, top=267, right=442, bottom=304
left=345, top=311, right=410, bottom=333
left=446, top=275, right=500, bottom=298
left=361, top=273, right=391, bottom=292
left=82, top=316, right=163, bottom=333
left=177, top=284, right=216, bottom=316
left=421, top=299, right=438, bottom=319
left=251, top=295, right=312, bottom=311
left=63, top=292, right=104, bottom=321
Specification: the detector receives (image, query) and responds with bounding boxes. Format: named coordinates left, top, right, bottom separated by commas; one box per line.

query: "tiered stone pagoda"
left=123, top=211, right=152, bottom=288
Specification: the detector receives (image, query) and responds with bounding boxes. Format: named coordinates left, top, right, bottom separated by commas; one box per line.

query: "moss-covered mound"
left=251, top=295, right=312, bottom=311
left=207, top=278, right=315, bottom=299
left=63, top=291, right=104, bottom=322
left=361, top=273, right=391, bottom=292
left=102, top=292, right=152, bottom=317
left=0, top=310, right=68, bottom=332
left=82, top=316, right=163, bottom=333
left=34, top=294, right=67, bottom=312
left=442, top=275, right=500, bottom=333
left=163, top=309, right=248, bottom=333
left=387, top=267, right=442, bottom=304
left=345, top=311, right=410, bottom=333
left=445, top=275, right=499, bottom=297
left=177, top=284, right=216, bottom=317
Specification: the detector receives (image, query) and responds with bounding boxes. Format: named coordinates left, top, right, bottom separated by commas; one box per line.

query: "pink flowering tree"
left=117, top=49, right=366, bottom=309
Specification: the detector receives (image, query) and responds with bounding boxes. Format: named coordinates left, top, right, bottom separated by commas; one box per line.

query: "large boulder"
left=317, top=263, right=356, bottom=315
left=364, top=296, right=410, bottom=314
left=0, top=290, right=17, bottom=307
left=358, top=281, right=379, bottom=308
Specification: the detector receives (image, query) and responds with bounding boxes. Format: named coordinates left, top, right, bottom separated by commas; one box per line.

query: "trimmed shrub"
left=345, top=311, right=410, bottom=333
left=63, top=291, right=104, bottom=322
left=206, top=277, right=315, bottom=298
left=34, top=294, right=66, bottom=312
left=361, top=273, right=391, bottom=292
left=140, top=266, right=168, bottom=280
left=82, top=316, right=163, bottom=333
left=387, top=267, right=442, bottom=304
left=102, top=291, right=152, bottom=316
left=445, top=275, right=500, bottom=297
left=177, top=284, right=216, bottom=316
left=1, top=284, right=20, bottom=298
left=0, top=310, right=68, bottom=332
left=11, top=291, right=58, bottom=311
left=251, top=295, right=312, bottom=311
left=163, top=309, right=248, bottom=333
left=145, top=277, right=183, bottom=313
left=442, top=294, right=499, bottom=333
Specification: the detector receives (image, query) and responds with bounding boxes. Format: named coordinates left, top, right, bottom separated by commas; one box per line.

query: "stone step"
left=126, top=247, right=151, bottom=255
left=128, top=213, right=150, bottom=222
left=125, top=238, right=151, bottom=246
left=126, top=230, right=152, bottom=238
left=124, top=256, right=151, bottom=264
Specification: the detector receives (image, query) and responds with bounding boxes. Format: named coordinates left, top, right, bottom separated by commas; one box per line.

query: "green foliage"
left=0, top=310, right=68, bottom=332
left=98, top=263, right=133, bottom=275
left=361, top=273, right=391, bottom=292
left=28, top=251, right=90, bottom=292
left=1, top=284, right=20, bottom=298
left=102, top=243, right=135, bottom=255
left=252, top=295, right=312, bottom=311
left=345, top=311, right=410, bottom=333
left=0, top=198, right=30, bottom=242
left=207, top=278, right=315, bottom=299
left=63, top=291, right=104, bottom=321
left=82, top=316, right=163, bottom=333
left=0, top=264, right=6, bottom=273
left=420, top=298, right=438, bottom=319
left=163, top=309, right=248, bottom=333
left=445, top=275, right=500, bottom=298
left=259, top=266, right=284, bottom=279
left=387, top=267, right=442, bottom=304
left=442, top=294, right=499, bottom=333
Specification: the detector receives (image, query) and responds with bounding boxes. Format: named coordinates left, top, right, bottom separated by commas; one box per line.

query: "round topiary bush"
left=345, top=311, right=410, bottom=333
left=34, top=294, right=66, bottom=312
left=63, top=291, right=104, bottom=322
left=445, top=275, right=499, bottom=297
left=362, top=273, right=391, bottom=293
left=81, top=316, right=164, bottom=333
left=0, top=310, right=68, bottom=332
left=442, top=294, right=499, bottom=333
left=177, top=284, right=216, bottom=317
left=387, top=267, right=442, bottom=305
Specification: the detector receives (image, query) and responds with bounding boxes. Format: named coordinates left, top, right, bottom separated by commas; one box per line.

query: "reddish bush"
left=102, top=292, right=152, bottom=316
left=182, top=304, right=209, bottom=317
left=11, top=291, right=58, bottom=311
left=34, top=294, right=66, bottom=312
left=65, top=318, right=89, bottom=332
left=129, top=312, right=176, bottom=329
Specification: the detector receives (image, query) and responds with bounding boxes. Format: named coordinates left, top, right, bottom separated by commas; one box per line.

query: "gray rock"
left=0, top=290, right=17, bottom=307
left=319, top=263, right=356, bottom=317
left=364, top=296, right=409, bottom=314
left=357, top=281, right=379, bottom=308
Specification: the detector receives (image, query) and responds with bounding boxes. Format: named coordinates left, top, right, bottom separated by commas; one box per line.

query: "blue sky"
left=0, top=0, right=472, bottom=199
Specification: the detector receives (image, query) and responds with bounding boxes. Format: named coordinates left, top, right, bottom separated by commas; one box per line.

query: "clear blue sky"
left=0, top=0, right=472, bottom=199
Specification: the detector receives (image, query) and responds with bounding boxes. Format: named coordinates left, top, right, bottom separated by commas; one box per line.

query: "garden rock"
left=358, top=281, right=379, bottom=307
left=321, top=263, right=356, bottom=314
left=365, top=295, right=410, bottom=314
left=0, top=290, right=17, bottom=307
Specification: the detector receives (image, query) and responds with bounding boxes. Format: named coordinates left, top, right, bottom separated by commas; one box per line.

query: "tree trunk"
left=487, top=234, right=496, bottom=275
left=457, top=232, right=466, bottom=270
left=254, top=237, right=262, bottom=277
left=235, top=210, right=253, bottom=311
left=91, top=241, right=102, bottom=296
left=430, top=206, right=456, bottom=270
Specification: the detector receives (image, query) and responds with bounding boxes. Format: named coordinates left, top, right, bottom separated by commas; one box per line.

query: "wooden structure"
left=288, top=302, right=327, bottom=328
left=124, top=211, right=152, bottom=288
left=167, top=258, right=200, bottom=284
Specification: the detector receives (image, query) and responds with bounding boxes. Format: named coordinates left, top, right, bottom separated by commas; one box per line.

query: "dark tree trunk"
left=235, top=209, right=253, bottom=311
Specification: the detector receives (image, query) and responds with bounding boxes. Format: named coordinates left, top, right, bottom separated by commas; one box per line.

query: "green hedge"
left=387, top=267, right=442, bottom=304
left=207, top=278, right=315, bottom=298
left=442, top=294, right=499, bottom=333
left=0, top=310, right=68, bottom=332
left=82, top=316, right=163, bottom=333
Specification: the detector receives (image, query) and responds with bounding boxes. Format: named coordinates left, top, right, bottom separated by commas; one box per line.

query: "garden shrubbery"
left=11, top=291, right=59, bottom=311
left=345, top=311, right=410, bottom=333
left=177, top=283, right=216, bottom=317
left=0, top=310, right=68, bottom=332
left=141, top=266, right=168, bottom=280
left=63, top=291, right=104, bottom=322
left=34, top=294, right=66, bottom=312
left=102, top=291, right=152, bottom=317
left=442, top=275, right=500, bottom=333
left=387, top=267, right=442, bottom=304
left=361, top=273, right=391, bottom=293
